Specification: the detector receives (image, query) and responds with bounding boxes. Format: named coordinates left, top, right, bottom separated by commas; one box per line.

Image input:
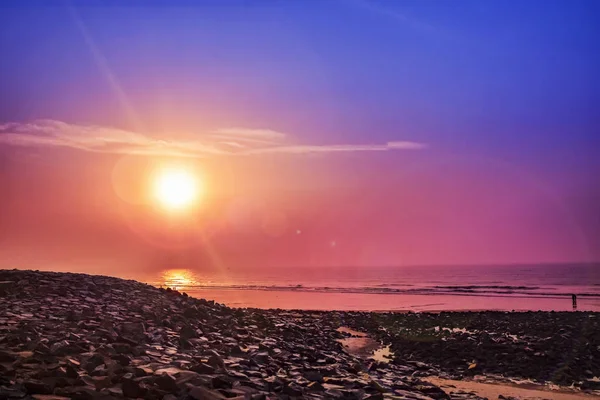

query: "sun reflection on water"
left=161, top=269, right=195, bottom=291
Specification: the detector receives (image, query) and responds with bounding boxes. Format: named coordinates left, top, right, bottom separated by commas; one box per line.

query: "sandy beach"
left=1, top=269, right=599, bottom=400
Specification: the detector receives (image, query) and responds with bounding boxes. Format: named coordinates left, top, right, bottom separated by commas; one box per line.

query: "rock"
left=191, top=362, right=215, bottom=374
left=183, top=306, right=199, bottom=318
left=0, top=281, right=12, bottom=296
left=180, top=325, right=197, bottom=340
left=23, top=380, right=53, bottom=394
left=154, top=373, right=177, bottom=392
left=54, top=386, right=105, bottom=400
left=121, top=378, right=146, bottom=398
left=92, top=376, right=112, bottom=390
left=0, top=386, right=27, bottom=398
left=0, top=350, right=16, bottom=362
left=134, top=366, right=153, bottom=377
left=188, top=386, right=227, bottom=400
left=363, top=394, right=384, bottom=400
left=324, top=389, right=345, bottom=399
left=229, top=345, right=247, bottom=357
left=283, top=383, right=303, bottom=396
left=112, top=343, right=133, bottom=354
left=113, top=353, right=131, bottom=366
left=65, top=364, right=80, bottom=378
left=120, top=322, right=146, bottom=337
left=303, top=370, right=324, bottom=382
left=414, top=383, right=450, bottom=399
left=84, top=354, right=106, bottom=373
left=393, top=389, right=436, bottom=399
left=207, top=353, right=225, bottom=369
left=307, top=381, right=325, bottom=391
left=251, top=352, right=270, bottom=365
left=581, top=380, right=600, bottom=390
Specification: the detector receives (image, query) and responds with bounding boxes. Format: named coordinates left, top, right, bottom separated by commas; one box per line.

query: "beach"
left=1, top=269, right=599, bottom=399
left=1, top=2, right=598, bottom=400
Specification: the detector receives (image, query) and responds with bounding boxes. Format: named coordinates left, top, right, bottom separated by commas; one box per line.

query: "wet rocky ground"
left=0, top=270, right=598, bottom=400
left=321, top=310, right=600, bottom=389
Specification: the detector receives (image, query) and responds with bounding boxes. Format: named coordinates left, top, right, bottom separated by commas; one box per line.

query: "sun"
left=152, top=167, right=200, bottom=210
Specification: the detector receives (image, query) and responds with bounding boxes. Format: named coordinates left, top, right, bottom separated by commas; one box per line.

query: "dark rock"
left=211, top=375, right=235, bottom=389
left=183, top=306, right=199, bottom=319
left=283, top=383, right=303, bottom=397
left=154, top=373, right=177, bottom=392
left=112, top=354, right=131, bottom=366
left=251, top=352, right=270, bottom=365
left=23, top=380, right=53, bottom=394
left=190, top=362, right=215, bottom=374
left=303, top=370, right=323, bottom=382
left=414, top=383, right=450, bottom=399
left=188, top=386, right=227, bottom=400
left=112, top=343, right=132, bottom=354
left=307, top=381, right=325, bottom=391
left=0, top=350, right=16, bottom=362
left=180, top=325, right=197, bottom=341
left=363, top=394, right=384, bottom=400
left=207, top=353, right=225, bottom=369
left=228, top=345, right=246, bottom=357
left=54, top=386, right=107, bottom=400
left=65, top=364, right=80, bottom=378
left=581, top=380, right=600, bottom=390
left=121, top=378, right=146, bottom=398
left=393, top=389, right=436, bottom=400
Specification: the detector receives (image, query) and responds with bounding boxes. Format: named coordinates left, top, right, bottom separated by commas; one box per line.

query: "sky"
left=0, top=0, right=599, bottom=274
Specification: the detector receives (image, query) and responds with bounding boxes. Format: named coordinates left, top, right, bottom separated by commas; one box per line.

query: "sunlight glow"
left=153, top=167, right=200, bottom=210
left=161, top=269, right=194, bottom=291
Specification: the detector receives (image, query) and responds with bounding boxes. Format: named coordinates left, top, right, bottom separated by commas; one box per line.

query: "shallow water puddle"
left=372, top=344, right=393, bottom=362
left=336, top=327, right=394, bottom=362
left=336, top=327, right=368, bottom=337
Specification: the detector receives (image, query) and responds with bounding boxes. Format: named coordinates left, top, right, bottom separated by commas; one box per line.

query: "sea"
left=140, top=263, right=600, bottom=312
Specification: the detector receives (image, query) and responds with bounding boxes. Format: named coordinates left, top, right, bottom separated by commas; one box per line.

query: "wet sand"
left=185, top=288, right=600, bottom=312
left=427, top=377, right=596, bottom=400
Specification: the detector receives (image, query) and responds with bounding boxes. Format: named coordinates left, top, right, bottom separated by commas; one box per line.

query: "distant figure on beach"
left=572, top=294, right=577, bottom=309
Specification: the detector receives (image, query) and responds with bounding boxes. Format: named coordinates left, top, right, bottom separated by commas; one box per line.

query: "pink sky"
left=0, top=141, right=595, bottom=275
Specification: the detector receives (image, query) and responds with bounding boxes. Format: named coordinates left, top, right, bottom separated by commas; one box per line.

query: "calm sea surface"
left=138, top=263, right=600, bottom=312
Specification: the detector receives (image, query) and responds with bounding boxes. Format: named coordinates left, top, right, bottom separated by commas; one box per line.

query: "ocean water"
left=142, top=263, right=600, bottom=312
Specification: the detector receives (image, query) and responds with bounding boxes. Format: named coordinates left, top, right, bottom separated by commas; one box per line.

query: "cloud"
left=387, top=141, right=426, bottom=149
left=0, top=119, right=425, bottom=157
left=211, top=128, right=286, bottom=142
left=246, top=142, right=426, bottom=154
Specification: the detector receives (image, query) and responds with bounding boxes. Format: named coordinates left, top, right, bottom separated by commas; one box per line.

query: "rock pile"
left=0, top=270, right=484, bottom=400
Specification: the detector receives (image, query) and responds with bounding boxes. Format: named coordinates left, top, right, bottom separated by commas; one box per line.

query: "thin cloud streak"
left=0, top=120, right=426, bottom=157
left=246, top=142, right=426, bottom=154
left=213, top=128, right=287, bottom=141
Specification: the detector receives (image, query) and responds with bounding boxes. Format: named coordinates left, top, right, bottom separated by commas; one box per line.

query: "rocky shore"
left=319, top=310, right=600, bottom=388
left=0, top=270, right=598, bottom=400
